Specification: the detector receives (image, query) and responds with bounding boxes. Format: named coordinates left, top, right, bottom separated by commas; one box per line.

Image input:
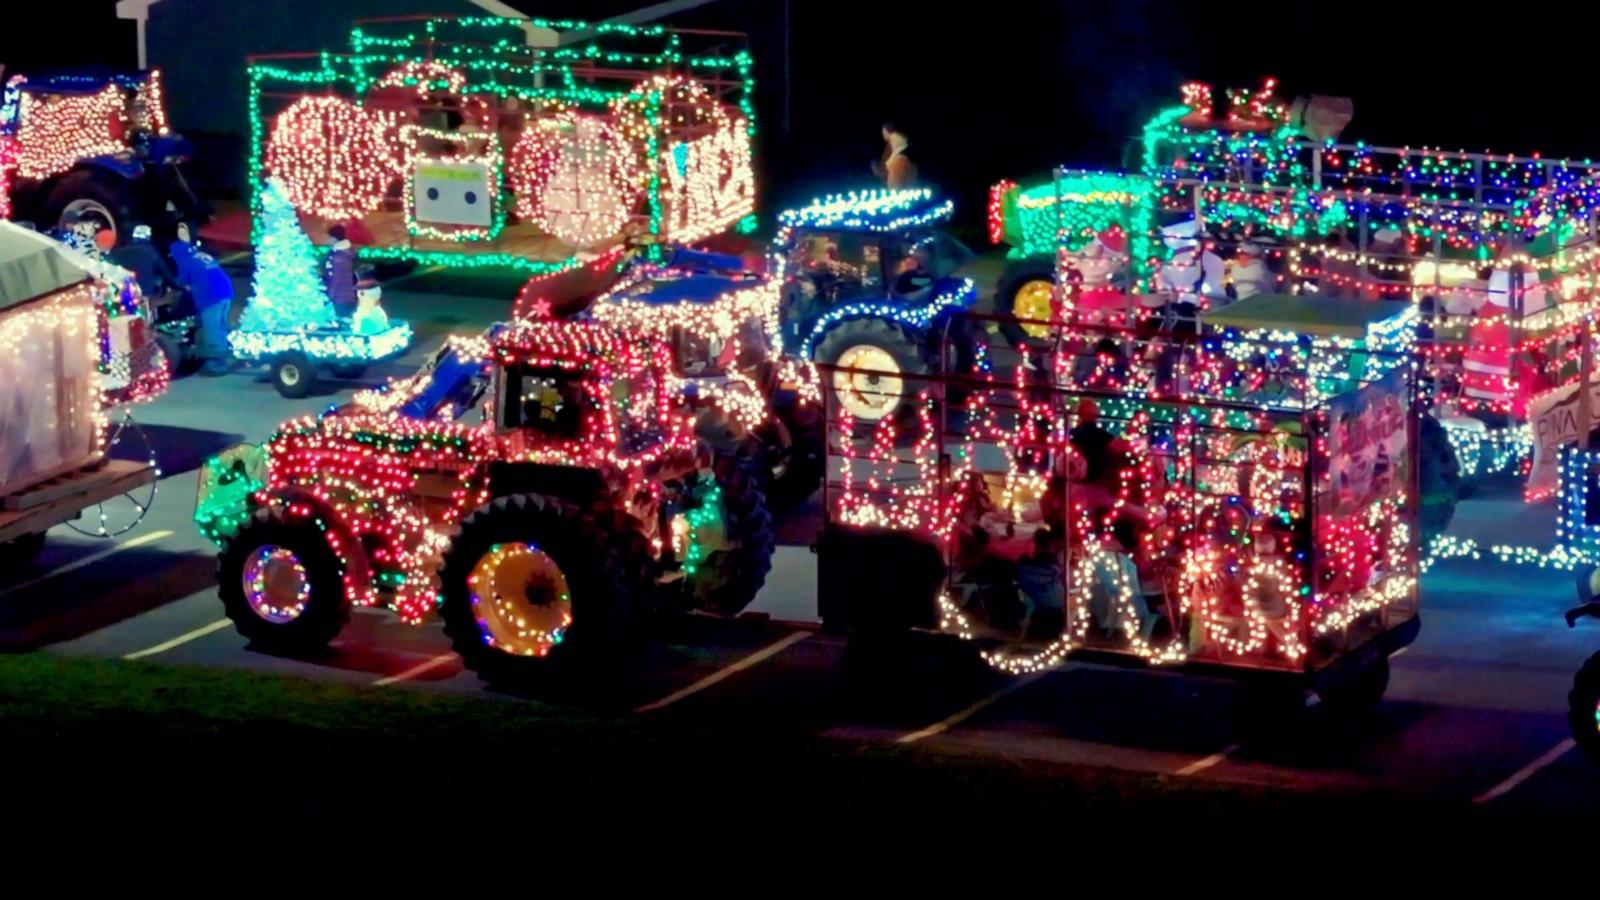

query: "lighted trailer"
left=818, top=296, right=1420, bottom=709
left=245, top=15, right=756, bottom=276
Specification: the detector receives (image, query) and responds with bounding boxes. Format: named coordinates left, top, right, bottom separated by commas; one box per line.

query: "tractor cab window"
left=789, top=231, right=876, bottom=300
left=500, top=365, right=584, bottom=439
left=610, top=369, right=667, bottom=455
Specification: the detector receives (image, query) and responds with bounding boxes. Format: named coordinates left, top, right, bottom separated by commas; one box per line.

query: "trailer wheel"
left=673, top=456, right=775, bottom=617
left=216, top=508, right=350, bottom=653
left=1316, top=656, right=1391, bottom=715
left=46, top=170, right=134, bottom=246
left=154, top=333, right=188, bottom=378
left=272, top=351, right=316, bottom=398
left=1570, top=651, right=1600, bottom=766
left=813, top=318, right=930, bottom=424
left=1419, top=414, right=1461, bottom=541
left=0, top=532, right=47, bottom=571
left=438, top=493, right=651, bottom=692
left=993, top=258, right=1057, bottom=348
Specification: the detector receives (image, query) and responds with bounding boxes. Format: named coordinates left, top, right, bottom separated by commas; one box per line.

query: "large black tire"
left=1419, top=414, right=1462, bottom=541
left=1316, top=656, right=1391, bottom=715
left=1570, top=651, right=1600, bottom=767
left=438, top=493, right=651, bottom=692
left=45, top=169, right=135, bottom=246
left=272, top=351, right=316, bottom=398
left=153, top=332, right=188, bottom=379
left=679, top=456, right=776, bottom=617
left=812, top=318, right=931, bottom=425
left=991, top=257, right=1056, bottom=350
left=757, top=397, right=825, bottom=511
left=216, top=507, right=350, bottom=653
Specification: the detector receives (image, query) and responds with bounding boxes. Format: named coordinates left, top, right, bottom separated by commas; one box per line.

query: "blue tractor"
left=773, top=189, right=977, bottom=423
left=2, top=69, right=206, bottom=246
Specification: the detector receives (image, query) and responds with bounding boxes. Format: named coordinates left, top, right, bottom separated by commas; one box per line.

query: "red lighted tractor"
left=204, top=319, right=773, bottom=690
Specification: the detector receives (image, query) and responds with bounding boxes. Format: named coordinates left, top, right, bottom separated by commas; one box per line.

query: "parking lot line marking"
left=896, top=671, right=1051, bottom=745
left=123, top=618, right=232, bottom=660
left=0, top=529, right=173, bottom=599
left=1472, top=738, right=1577, bottom=804
left=634, top=631, right=810, bottom=713
left=372, top=652, right=457, bottom=686
left=1176, top=743, right=1241, bottom=776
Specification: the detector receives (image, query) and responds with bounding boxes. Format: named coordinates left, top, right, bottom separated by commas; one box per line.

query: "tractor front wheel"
left=1570, top=651, right=1600, bottom=767
left=216, top=507, right=350, bottom=653
left=672, top=456, right=776, bottom=617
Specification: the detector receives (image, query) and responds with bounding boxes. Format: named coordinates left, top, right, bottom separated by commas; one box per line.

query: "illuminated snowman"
left=351, top=277, right=390, bottom=335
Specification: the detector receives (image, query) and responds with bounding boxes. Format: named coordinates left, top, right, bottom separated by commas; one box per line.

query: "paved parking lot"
left=3, top=271, right=1596, bottom=814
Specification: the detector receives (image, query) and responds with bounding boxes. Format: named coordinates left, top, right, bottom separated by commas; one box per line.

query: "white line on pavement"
left=123, top=618, right=232, bottom=660
left=897, top=670, right=1051, bottom=745
left=0, top=529, right=173, bottom=599
left=634, top=631, right=810, bottom=713
left=1472, top=738, right=1577, bottom=804
left=373, top=652, right=458, bottom=686
left=1176, top=743, right=1241, bottom=776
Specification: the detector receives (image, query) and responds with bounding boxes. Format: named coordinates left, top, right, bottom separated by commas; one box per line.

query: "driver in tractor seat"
left=891, top=240, right=935, bottom=298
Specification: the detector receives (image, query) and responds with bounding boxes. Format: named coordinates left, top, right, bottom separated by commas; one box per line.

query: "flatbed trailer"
left=0, top=460, right=158, bottom=565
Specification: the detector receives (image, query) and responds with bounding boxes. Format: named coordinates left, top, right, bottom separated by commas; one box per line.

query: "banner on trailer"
left=1322, top=367, right=1409, bottom=518
left=1527, top=380, right=1600, bottom=497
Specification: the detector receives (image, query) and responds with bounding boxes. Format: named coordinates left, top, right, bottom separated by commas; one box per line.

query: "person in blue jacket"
left=169, top=222, right=235, bottom=376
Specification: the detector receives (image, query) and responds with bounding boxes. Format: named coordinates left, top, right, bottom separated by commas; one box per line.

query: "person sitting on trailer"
left=1069, top=398, right=1132, bottom=505
left=169, top=221, right=234, bottom=376
left=1014, top=526, right=1065, bottom=639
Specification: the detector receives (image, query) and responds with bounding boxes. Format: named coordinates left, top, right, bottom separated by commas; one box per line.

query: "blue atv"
left=774, top=189, right=977, bottom=423
left=2, top=69, right=206, bottom=246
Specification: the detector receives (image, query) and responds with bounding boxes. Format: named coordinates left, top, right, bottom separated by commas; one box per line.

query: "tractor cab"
left=489, top=320, right=692, bottom=467
left=589, top=246, right=775, bottom=379
left=775, top=189, right=975, bottom=357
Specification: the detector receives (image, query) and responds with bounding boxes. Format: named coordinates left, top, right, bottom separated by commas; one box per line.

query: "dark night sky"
left=7, top=2, right=1600, bottom=231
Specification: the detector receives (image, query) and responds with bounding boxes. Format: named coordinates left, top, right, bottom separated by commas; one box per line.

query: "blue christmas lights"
left=800, top=279, right=976, bottom=358
left=778, top=189, right=954, bottom=233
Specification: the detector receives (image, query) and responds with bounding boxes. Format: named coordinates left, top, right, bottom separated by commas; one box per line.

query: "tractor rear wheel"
left=992, top=257, right=1057, bottom=349
left=813, top=318, right=931, bottom=425
left=46, top=169, right=135, bottom=247
left=438, top=493, right=651, bottom=692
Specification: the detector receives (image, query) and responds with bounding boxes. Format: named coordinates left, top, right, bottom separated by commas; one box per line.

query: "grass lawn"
left=0, top=652, right=1570, bottom=843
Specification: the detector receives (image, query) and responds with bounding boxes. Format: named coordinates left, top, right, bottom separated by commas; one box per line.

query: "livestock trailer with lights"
left=818, top=296, right=1422, bottom=710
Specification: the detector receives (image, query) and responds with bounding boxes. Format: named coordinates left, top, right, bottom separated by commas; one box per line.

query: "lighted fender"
left=798, top=278, right=977, bottom=359
left=260, top=485, right=377, bottom=609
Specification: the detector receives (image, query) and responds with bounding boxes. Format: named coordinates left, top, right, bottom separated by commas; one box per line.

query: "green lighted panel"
left=247, top=15, right=755, bottom=269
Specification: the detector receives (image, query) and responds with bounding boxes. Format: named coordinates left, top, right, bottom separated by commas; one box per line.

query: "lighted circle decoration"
left=509, top=113, right=641, bottom=248
left=612, top=75, right=754, bottom=243
left=373, top=61, right=467, bottom=98
left=265, top=96, right=394, bottom=221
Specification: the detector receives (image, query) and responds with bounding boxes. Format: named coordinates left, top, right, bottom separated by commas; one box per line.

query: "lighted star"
left=527, top=298, right=553, bottom=318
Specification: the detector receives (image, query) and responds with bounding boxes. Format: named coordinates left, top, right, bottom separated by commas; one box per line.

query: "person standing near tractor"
left=169, top=222, right=235, bottom=376
left=871, top=122, right=919, bottom=188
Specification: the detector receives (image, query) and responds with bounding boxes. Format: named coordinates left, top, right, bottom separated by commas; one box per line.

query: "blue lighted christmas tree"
left=238, top=178, right=336, bottom=333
